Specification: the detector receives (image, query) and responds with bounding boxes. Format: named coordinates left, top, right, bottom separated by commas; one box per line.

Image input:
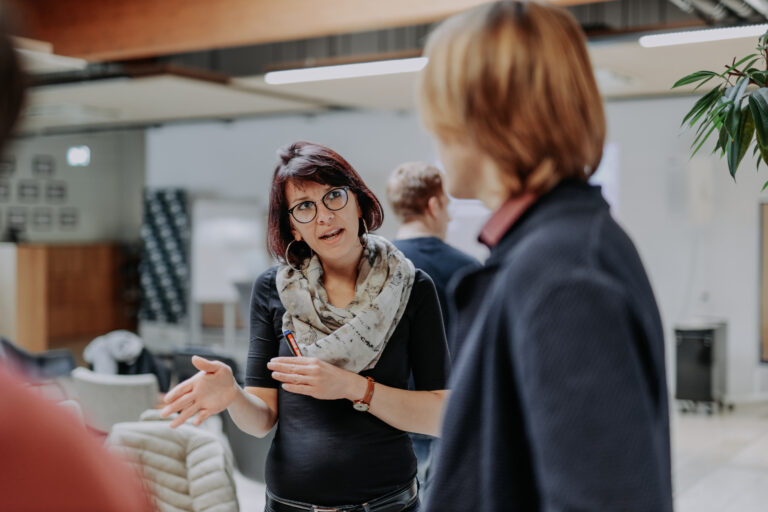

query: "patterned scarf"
left=276, top=234, right=415, bottom=373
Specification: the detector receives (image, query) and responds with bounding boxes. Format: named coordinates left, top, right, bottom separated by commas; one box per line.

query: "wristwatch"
left=353, top=376, right=375, bottom=412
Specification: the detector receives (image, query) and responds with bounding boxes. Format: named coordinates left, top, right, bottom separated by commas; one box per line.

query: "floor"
left=673, top=402, right=768, bottom=512
left=231, top=402, right=768, bottom=512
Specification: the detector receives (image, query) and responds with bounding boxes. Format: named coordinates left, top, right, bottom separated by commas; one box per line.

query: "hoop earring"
left=285, top=239, right=311, bottom=272
left=359, top=218, right=369, bottom=247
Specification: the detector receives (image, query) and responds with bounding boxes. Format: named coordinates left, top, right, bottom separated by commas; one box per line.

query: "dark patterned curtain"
left=139, top=188, right=190, bottom=324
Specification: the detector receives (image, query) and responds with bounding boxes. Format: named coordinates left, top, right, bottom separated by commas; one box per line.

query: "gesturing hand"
left=161, top=356, right=239, bottom=428
left=268, top=357, right=365, bottom=401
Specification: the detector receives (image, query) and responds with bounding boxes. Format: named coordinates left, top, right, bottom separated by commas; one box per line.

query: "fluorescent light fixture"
left=264, top=57, right=428, bottom=85
left=639, top=24, right=768, bottom=48
left=67, top=146, right=91, bottom=167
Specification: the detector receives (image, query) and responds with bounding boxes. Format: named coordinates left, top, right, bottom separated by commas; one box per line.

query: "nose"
left=315, top=203, right=335, bottom=224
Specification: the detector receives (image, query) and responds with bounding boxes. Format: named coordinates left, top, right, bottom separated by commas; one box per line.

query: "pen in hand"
left=283, top=330, right=303, bottom=357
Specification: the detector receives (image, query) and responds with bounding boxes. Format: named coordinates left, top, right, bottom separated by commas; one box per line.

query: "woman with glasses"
left=162, top=141, right=449, bottom=512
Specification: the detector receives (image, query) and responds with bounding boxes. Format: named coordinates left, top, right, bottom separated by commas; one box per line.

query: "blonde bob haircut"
left=418, top=1, right=606, bottom=195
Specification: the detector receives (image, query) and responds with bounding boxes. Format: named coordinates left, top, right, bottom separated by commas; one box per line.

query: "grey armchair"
left=70, top=367, right=160, bottom=433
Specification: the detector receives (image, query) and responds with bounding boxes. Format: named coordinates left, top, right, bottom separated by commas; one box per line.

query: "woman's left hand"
left=267, top=357, right=363, bottom=401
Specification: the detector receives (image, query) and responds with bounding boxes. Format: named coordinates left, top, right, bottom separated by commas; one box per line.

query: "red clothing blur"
left=0, top=367, right=154, bottom=511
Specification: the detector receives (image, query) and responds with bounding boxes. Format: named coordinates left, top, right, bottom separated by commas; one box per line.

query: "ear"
left=290, top=226, right=302, bottom=242
left=427, top=196, right=441, bottom=218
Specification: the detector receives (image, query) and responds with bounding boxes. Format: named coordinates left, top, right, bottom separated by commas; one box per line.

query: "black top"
left=246, top=266, right=449, bottom=505
left=393, top=237, right=480, bottom=345
left=425, top=181, right=673, bottom=511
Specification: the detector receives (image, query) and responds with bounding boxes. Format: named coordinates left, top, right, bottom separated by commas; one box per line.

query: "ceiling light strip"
left=264, top=57, right=428, bottom=85
left=639, top=24, right=768, bottom=48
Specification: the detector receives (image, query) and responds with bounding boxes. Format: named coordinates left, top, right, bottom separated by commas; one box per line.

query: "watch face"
left=353, top=402, right=369, bottom=412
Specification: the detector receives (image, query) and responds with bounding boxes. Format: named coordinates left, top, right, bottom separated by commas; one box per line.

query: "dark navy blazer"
left=425, top=180, right=673, bottom=511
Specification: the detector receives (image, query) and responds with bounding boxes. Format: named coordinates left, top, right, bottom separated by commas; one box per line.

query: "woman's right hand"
left=161, top=356, right=239, bottom=428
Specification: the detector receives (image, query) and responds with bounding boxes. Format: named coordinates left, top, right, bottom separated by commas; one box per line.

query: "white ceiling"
left=17, top=33, right=763, bottom=132
left=20, top=75, right=323, bottom=133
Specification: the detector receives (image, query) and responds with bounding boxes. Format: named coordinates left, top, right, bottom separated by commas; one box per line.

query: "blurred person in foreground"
left=386, top=161, right=480, bottom=489
left=417, top=2, right=673, bottom=511
left=0, top=8, right=153, bottom=511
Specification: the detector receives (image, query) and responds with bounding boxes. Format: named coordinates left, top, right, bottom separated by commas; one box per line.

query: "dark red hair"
left=267, top=141, right=384, bottom=263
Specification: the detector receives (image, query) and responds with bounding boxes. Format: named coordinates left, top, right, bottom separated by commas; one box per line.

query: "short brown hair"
left=267, top=141, right=384, bottom=263
left=418, top=1, right=605, bottom=195
left=386, top=162, right=445, bottom=221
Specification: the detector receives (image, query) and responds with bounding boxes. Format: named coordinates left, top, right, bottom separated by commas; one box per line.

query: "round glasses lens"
left=324, top=188, right=348, bottom=210
left=293, top=203, right=316, bottom=223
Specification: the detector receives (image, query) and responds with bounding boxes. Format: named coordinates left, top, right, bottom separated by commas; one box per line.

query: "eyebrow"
left=288, top=185, right=333, bottom=206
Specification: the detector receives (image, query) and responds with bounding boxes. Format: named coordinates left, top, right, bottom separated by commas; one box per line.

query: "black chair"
left=0, top=337, right=76, bottom=380
left=171, top=346, right=243, bottom=385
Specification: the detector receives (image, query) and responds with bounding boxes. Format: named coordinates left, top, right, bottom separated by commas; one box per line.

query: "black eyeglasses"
left=287, top=186, right=350, bottom=224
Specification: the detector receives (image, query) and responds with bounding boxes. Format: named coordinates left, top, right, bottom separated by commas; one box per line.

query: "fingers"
left=270, top=357, right=315, bottom=365
left=281, top=383, right=313, bottom=396
left=161, top=391, right=196, bottom=418
left=164, top=378, right=195, bottom=403
left=192, top=355, right=221, bottom=373
left=267, top=360, right=317, bottom=374
left=271, top=371, right=312, bottom=385
left=169, top=403, right=200, bottom=429
left=193, top=410, right=211, bottom=426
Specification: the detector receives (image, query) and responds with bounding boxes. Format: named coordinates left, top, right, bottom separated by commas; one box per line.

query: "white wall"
left=146, top=111, right=437, bottom=241
left=2, top=129, right=145, bottom=242
left=605, top=96, right=768, bottom=402
left=147, top=101, right=768, bottom=401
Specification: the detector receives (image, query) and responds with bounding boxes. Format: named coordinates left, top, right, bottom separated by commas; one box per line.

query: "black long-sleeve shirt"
left=246, top=266, right=449, bottom=506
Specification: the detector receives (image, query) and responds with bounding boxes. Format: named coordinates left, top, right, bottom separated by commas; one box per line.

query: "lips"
left=319, top=228, right=343, bottom=240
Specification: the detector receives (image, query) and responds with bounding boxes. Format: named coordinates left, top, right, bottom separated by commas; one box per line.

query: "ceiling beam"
left=16, top=0, right=610, bottom=62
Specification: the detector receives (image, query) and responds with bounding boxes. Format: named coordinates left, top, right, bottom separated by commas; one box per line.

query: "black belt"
left=265, top=479, right=418, bottom=512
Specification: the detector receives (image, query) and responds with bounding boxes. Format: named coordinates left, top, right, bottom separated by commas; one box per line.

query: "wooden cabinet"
left=9, top=243, right=135, bottom=352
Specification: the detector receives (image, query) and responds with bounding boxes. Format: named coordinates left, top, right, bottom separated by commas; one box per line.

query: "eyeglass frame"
left=286, top=186, right=351, bottom=224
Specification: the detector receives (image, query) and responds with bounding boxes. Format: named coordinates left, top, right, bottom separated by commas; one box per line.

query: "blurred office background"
left=2, top=1, right=768, bottom=511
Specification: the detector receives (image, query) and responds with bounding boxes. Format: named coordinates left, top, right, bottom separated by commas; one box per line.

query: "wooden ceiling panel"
left=18, top=0, right=610, bottom=62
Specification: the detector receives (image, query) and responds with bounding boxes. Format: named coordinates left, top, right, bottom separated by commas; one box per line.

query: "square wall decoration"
left=32, top=208, right=53, bottom=230
left=46, top=181, right=67, bottom=203
left=8, top=207, right=26, bottom=228
left=59, top=207, right=78, bottom=229
left=18, top=180, right=40, bottom=202
left=0, top=156, right=14, bottom=177
left=32, top=155, right=55, bottom=178
left=0, top=181, right=9, bottom=201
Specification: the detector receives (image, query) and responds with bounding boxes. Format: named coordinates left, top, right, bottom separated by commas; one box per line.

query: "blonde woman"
left=418, top=2, right=673, bottom=511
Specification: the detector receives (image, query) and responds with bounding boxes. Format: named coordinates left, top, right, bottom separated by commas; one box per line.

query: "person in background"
left=0, top=7, right=154, bottom=511
left=417, top=2, right=673, bottom=511
left=163, top=141, right=450, bottom=512
left=387, top=161, right=481, bottom=349
left=386, top=161, right=480, bottom=489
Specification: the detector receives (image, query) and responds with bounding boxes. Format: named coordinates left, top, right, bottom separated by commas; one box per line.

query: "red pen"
left=283, top=330, right=303, bottom=357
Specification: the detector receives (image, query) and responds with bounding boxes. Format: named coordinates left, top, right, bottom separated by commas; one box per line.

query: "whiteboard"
left=190, top=198, right=270, bottom=303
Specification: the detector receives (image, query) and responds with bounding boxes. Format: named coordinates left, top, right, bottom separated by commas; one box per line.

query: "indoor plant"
left=674, top=30, right=768, bottom=189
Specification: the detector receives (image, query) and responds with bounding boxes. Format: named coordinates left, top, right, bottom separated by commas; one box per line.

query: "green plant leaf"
left=749, top=88, right=768, bottom=164
left=692, top=124, right=719, bottom=158
left=747, top=69, right=768, bottom=87
left=682, top=86, right=724, bottom=127
left=720, top=54, right=759, bottom=78
left=725, top=80, right=749, bottom=139
left=762, top=179, right=768, bottom=191
left=673, top=70, right=720, bottom=89
left=727, top=107, right=754, bottom=178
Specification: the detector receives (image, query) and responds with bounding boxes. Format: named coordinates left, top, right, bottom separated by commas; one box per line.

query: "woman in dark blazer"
left=417, top=2, right=674, bottom=511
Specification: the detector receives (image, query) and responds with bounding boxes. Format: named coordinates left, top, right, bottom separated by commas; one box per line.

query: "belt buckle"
left=312, top=508, right=339, bottom=512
